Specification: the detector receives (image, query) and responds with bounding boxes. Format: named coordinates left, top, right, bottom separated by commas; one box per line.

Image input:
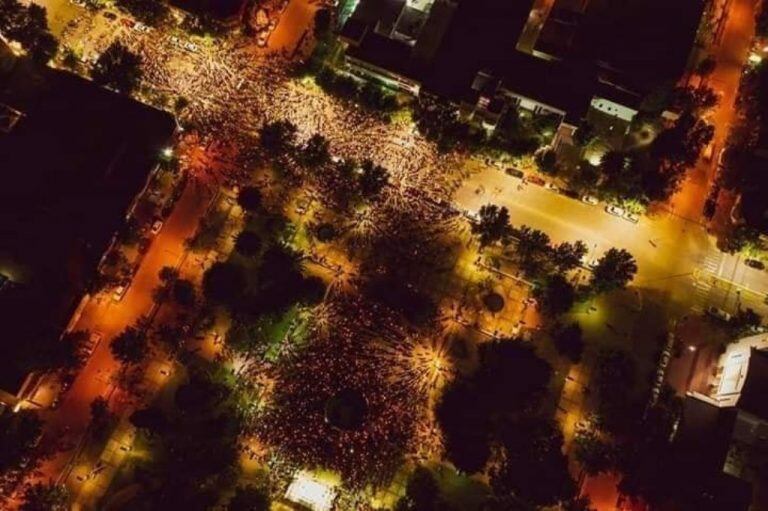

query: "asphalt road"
left=456, top=162, right=768, bottom=317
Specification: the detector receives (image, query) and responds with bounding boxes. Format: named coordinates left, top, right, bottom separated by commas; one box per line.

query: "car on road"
left=525, top=175, right=545, bottom=186
left=505, top=168, right=524, bottom=179
left=605, top=204, right=625, bottom=217
left=717, top=148, right=727, bottom=168
left=150, top=219, right=163, bottom=235
left=622, top=211, right=640, bottom=224
left=745, top=259, right=766, bottom=270
left=581, top=194, right=599, bottom=205
left=113, top=283, right=129, bottom=302
left=706, top=306, right=732, bottom=322
left=257, top=32, right=268, bottom=47
left=84, top=332, right=103, bottom=357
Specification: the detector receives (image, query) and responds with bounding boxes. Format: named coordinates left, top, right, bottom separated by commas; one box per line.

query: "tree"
left=513, top=225, right=551, bottom=276
left=0, top=1, right=58, bottom=64
left=437, top=341, right=552, bottom=474
left=358, top=159, right=390, bottom=198
left=729, top=308, right=763, bottom=335
left=534, top=274, right=575, bottom=316
left=535, top=148, right=559, bottom=174
left=552, top=240, right=588, bottom=272
left=590, top=248, right=637, bottom=293
left=129, top=407, right=168, bottom=436
left=89, top=396, right=114, bottom=440
left=300, top=133, right=331, bottom=168
left=573, top=425, right=616, bottom=476
left=395, top=466, right=455, bottom=511
left=155, top=324, right=185, bottom=352
left=471, top=204, right=511, bottom=247
left=227, top=485, right=270, bottom=511
left=593, top=349, right=637, bottom=434
left=695, top=56, right=716, bottom=78
left=492, top=417, right=575, bottom=507
left=234, top=230, right=261, bottom=257
left=20, top=482, right=68, bottom=511
left=313, top=8, right=332, bottom=37
left=202, top=262, right=246, bottom=307
left=237, top=186, right=262, bottom=212
left=574, top=121, right=596, bottom=146
left=110, top=326, right=149, bottom=365
left=114, top=0, right=168, bottom=25
left=45, top=330, right=87, bottom=372
left=172, top=279, right=196, bottom=307
left=259, top=120, right=297, bottom=157
left=0, top=408, right=42, bottom=485
left=92, top=42, right=143, bottom=94
left=552, top=322, right=584, bottom=363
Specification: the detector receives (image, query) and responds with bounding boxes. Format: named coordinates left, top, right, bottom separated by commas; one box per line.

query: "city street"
left=455, top=163, right=768, bottom=319
left=30, top=181, right=213, bottom=502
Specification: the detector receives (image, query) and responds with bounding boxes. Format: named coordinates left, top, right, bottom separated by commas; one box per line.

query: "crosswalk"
left=690, top=251, right=725, bottom=313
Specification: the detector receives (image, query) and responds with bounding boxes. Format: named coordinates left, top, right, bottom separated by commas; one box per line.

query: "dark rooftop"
left=539, top=0, right=705, bottom=94
left=737, top=348, right=768, bottom=421
left=0, top=58, right=175, bottom=392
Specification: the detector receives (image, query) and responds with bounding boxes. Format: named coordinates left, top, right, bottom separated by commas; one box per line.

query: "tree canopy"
left=471, top=204, right=511, bottom=247
left=590, top=248, right=638, bottom=293
left=92, top=42, right=143, bottom=94
left=110, top=326, right=149, bottom=365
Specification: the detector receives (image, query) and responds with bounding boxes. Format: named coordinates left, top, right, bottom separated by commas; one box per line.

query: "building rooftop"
left=0, top=58, right=175, bottom=392
left=737, top=348, right=768, bottom=421
left=537, top=0, right=706, bottom=94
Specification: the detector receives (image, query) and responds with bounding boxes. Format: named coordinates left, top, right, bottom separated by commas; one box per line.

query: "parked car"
left=102, top=11, right=117, bottom=20
left=622, top=211, right=640, bottom=224
left=84, top=332, right=103, bottom=357
left=581, top=194, right=599, bottom=205
left=184, top=41, right=199, bottom=53
left=745, top=259, right=766, bottom=270
left=134, top=22, right=151, bottom=32
left=505, top=168, right=524, bottom=179
left=525, top=175, right=545, bottom=186
left=605, top=204, right=625, bottom=217
left=113, top=283, right=129, bottom=302
left=150, top=219, right=163, bottom=235
left=717, top=147, right=727, bottom=168
left=544, top=182, right=559, bottom=192
left=121, top=18, right=135, bottom=28
left=707, top=306, right=732, bottom=322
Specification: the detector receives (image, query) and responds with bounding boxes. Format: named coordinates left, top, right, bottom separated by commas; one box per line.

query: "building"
left=0, top=55, right=176, bottom=406
left=340, top=0, right=458, bottom=94
left=681, top=333, right=768, bottom=510
left=339, top=0, right=705, bottom=144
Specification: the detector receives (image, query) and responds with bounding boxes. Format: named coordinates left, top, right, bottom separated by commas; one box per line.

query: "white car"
left=581, top=194, right=598, bottom=205
left=707, top=306, right=732, bottom=322
left=622, top=211, right=640, bottom=224
left=605, top=204, right=625, bottom=217
left=544, top=182, right=559, bottom=193
left=150, top=219, right=163, bottom=235
left=113, top=284, right=128, bottom=302
left=134, top=22, right=151, bottom=33
left=184, top=41, right=199, bottom=53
